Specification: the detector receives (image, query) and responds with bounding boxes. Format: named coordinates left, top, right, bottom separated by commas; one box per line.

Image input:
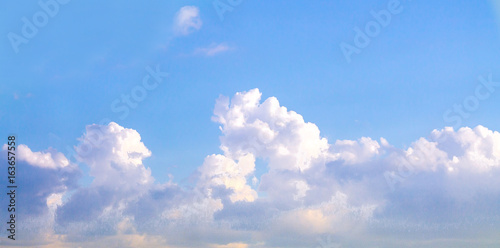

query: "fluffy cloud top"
left=173, top=6, right=202, bottom=36
left=3, top=89, right=500, bottom=247
left=75, top=122, right=153, bottom=187
left=56, top=122, right=155, bottom=233
left=213, top=89, right=331, bottom=172
left=12, top=144, right=70, bottom=169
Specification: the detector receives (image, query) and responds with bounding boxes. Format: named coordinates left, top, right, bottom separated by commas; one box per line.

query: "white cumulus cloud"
left=5, top=89, right=500, bottom=247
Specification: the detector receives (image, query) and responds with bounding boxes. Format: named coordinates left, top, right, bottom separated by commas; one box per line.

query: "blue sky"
left=1, top=0, right=500, bottom=247
left=1, top=0, right=500, bottom=183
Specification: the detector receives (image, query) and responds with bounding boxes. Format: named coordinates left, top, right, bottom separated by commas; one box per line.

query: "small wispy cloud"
left=194, top=43, right=233, bottom=56
left=173, top=6, right=202, bottom=36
